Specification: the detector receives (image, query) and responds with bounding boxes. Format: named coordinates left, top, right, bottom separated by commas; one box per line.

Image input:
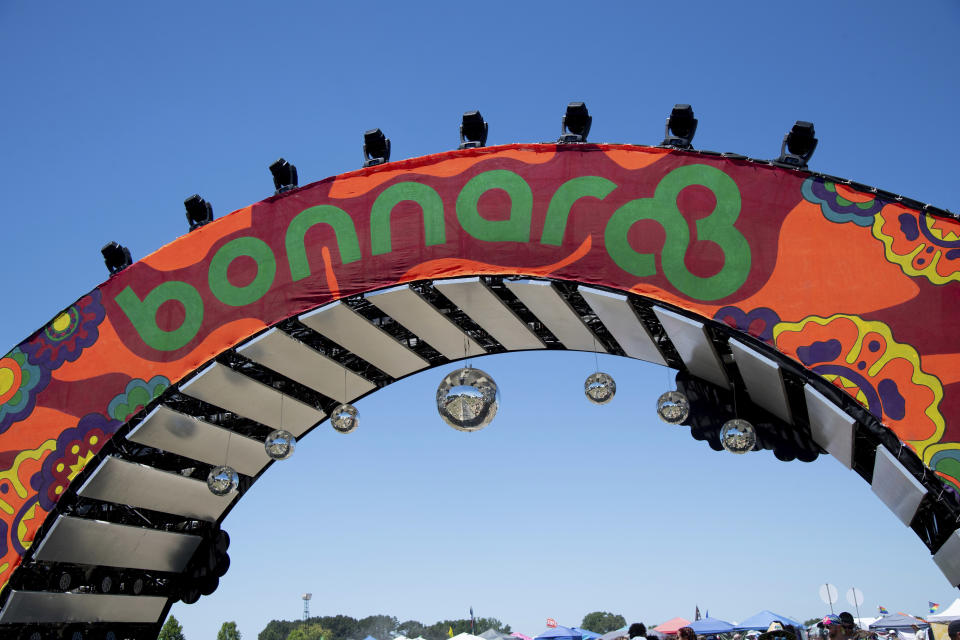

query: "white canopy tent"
left=929, top=599, right=960, bottom=622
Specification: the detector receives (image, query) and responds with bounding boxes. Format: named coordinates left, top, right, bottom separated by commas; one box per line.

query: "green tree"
left=289, top=623, right=331, bottom=640
left=219, top=621, right=242, bottom=640
left=398, top=620, right=427, bottom=638
left=581, top=612, right=626, bottom=634
left=258, top=619, right=298, bottom=640
left=317, top=614, right=360, bottom=640
left=357, top=614, right=399, bottom=640
left=159, top=615, right=187, bottom=640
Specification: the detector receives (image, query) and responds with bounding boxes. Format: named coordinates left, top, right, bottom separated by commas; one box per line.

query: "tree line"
left=159, top=610, right=627, bottom=640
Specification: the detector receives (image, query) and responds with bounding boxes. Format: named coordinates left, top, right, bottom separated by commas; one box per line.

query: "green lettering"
left=540, top=176, right=617, bottom=246
left=605, top=164, right=750, bottom=301
left=285, top=205, right=361, bottom=282
left=115, top=282, right=204, bottom=352
left=370, top=182, right=446, bottom=255
left=456, top=169, right=532, bottom=242
left=208, top=237, right=276, bottom=307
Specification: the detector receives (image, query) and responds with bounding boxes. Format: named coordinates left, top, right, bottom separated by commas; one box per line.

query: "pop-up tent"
left=929, top=600, right=960, bottom=622
left=654, top=619, right=691, bottom=635
left=536, top=628, right=584, bottom=640
left=598, top=628, right=628, bottom=640
left=736, top=612, right=803, bottom=631
left=689, top=618, right=737, bottom=635
left=572, top=629, right=601, bottom=640
left=869, top=614, right=929, bottom=631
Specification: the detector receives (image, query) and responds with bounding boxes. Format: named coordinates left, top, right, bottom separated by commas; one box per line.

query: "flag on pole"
left=879, top=606, right=889, bottom=615
left=695, top=607, right=701, bottom=621
left=547, top=619, right=558, bottom=628
left=930, top=602, right=941, bottom=614
left=449, top=627, right=454, bottom=638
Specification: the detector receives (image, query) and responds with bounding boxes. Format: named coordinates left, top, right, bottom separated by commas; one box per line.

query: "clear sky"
left=1, top=1, right=959, bottom=639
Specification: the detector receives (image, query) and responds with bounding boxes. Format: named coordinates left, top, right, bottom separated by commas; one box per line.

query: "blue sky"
left=1, top=1, right=959, bottom=638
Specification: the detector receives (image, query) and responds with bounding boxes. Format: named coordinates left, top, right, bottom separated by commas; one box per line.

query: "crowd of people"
left=615, top=612, right=959, bottom=640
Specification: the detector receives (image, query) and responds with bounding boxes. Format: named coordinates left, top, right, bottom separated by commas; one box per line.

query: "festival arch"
left=0, top=142, right=958, bottom=639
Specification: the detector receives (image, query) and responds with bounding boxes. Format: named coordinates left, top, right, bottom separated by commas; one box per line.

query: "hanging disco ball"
left=207, top=465, right=239, bottom=496
left=436, top=366, right=499, bottom=431
left=720, top=418, right=757, bottom=454
left=264, top=429, right=296, bottom=460
left=656, top=390, right=690, bottom=424
left=584, top=372, right=616, bottom=405
left=330, top=403, right=359, bottom=434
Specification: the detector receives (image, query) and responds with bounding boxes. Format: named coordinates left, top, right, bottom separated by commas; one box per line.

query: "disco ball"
left=264, top=429, right=296, bottom=460
left=656, top=390, right=690, bottom=424
left=207, top=465, right=239, bottom=496
left=436, top=367, right=499, bottom=431
left=720, top=418, right=757, bottom=454
left=584, top=372, right=616, bottom=405
left=331, top=403, right=359, bottom=434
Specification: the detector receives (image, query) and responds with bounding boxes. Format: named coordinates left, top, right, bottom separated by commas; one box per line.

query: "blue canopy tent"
left=689, top=618, right=737, bottom=635
left=868, top=614, right=929, bottom=631
left=536, top=627, right=584, bottom=640
left=737, top=612, right=804, bottom=631
left=572, top=629, right=602, bottom=640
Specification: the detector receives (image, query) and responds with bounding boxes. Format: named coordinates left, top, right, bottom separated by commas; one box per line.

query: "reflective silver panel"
left=653, top=307, right=729, bottom=388
left=504, top=279, right=604, bottom=352
left=0, top=590, right=167, bottom=623
left=367, top=285, right=484, bottom=360
left=33, top=516, right=201, bottom=572
left=237, top=328, right=375, bottom=402
left=577, top=286, right=665, bottom=365
left=180, top=362, right=325, bottom=437
left=299, top=301, right=428, bottom=378
left=872, top=446, right=927, bottom=526
left=728, top=339, right=793, bottom=423
left=934, top=529, right=960, bottom=586
left=128, top=405, right=269, bottom=477
left=78, top=457, right=234, bottom=521
left=434, top=277, right=543, bottom=351
left=804, top=385, right=855, bottom=469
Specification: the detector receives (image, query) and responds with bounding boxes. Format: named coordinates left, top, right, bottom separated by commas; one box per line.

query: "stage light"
left=184, top=194, right=214, bottom=230
left=585, top=372, right=616, bottom=405
left=101, top=241, right=132, bottom=275
left=363, top=128, right=391, bottom=167
left=459, top=110, right=488, bottom=149
left=661, top=104, right=698, bottom=149
left=777, top=120, right=818, bottom=168
left=269, top=158, right=298, bottom=193
left=559, top=101, right=592, bottom=143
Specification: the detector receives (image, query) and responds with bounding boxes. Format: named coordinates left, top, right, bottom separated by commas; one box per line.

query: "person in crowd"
left=628, top=623, right=647, bottom=640
left=947, top=620, right=960, bottom=640
left=758, top=621, right=795, bottom=640
left=678, top=627, right=697, bottom=640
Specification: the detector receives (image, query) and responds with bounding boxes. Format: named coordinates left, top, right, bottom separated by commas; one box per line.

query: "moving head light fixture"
left=101, top=241, right=132, bottom=275
left=661, top=104, right=698, bottom=149
left=363, top=128, right=391, bottom=167
left=777, top=120, right=818, bottom=169
left=184, top=194, right=214, bottom=230
left=269, top=158, right=298, bottom=194
left=459, top=110, right=488, bottom=149
left=558, top=101, right=591, bottom=143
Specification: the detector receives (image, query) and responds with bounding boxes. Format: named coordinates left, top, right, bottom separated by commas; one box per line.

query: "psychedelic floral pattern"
left=801, top=177, right=884, bottom=227
left=773, top=314, right=945, bottom=456
left=0, top=348, right=50, bottom=435
left=873, top=209, right=960, bottom=285
left=21, top=290, right=106, bottom=369
left=713, top=306, right=781, bottom=345
left=35, top=413, right=121, bottom=512
left=107, top=375, right=170, bottom=422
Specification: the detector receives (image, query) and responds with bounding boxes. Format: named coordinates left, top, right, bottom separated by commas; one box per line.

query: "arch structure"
left=0, top=143, right=958, bottom=638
